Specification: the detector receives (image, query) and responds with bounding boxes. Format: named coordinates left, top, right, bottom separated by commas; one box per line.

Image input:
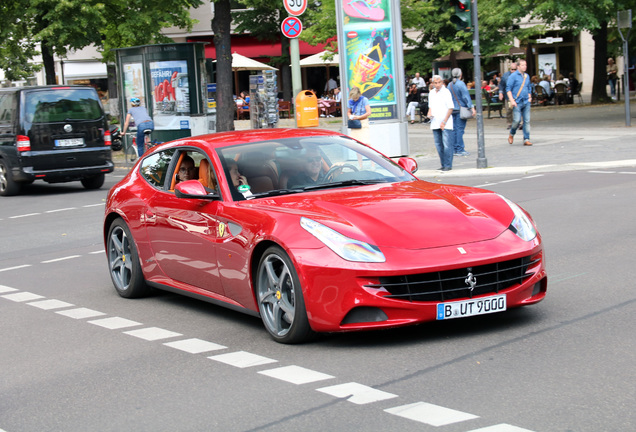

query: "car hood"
left=247, top=181, right=515, bottom=250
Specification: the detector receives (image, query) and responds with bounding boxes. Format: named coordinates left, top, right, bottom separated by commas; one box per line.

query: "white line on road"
left=27, top=299, right=74, bottom=310
left=1, top=292, right=45, bottom=302
left=41, top=255, right=81, bottom=264
left=45, top=207, right=77, bottom=213
left=259, top=365, right=334, bottom=385
left=0, top=265, right=32, bottom=273
left=9, top=213, right=41, bottom=219
left=124, top=327, right=183, bottom=341
left=208, top=351, right=277, bottom=368
left=56, top=308, right=106, bottom=319
left=317, top=382, right=398, bottom=405
left=164, top=338, right=227, bottom=354
left=88, top=316, right=142, bottom=330
left=384, top=401, right=479, bottom=426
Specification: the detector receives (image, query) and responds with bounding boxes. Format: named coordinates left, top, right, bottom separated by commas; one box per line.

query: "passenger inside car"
left=176, top=155, right=196, bottom=184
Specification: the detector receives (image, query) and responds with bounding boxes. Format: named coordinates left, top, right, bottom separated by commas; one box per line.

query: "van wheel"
left=0, top=159, right=21, bottom=196
left=81, top=173, right=105, bottom=190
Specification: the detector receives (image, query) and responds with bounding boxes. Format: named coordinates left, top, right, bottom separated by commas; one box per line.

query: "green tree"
left=528, top=0, right=636, bottom=103
left=212, top=0, right=236, bottom=132
left=0, top=0, right=202, bottom=84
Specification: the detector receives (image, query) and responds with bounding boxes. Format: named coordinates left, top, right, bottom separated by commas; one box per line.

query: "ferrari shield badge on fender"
left=218, top=222, right=226, bottom=238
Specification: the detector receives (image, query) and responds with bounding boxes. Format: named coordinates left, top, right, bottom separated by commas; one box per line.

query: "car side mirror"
left=398, top=157, right=418, bottom=174
left=175, top=180, right=220, bottom=200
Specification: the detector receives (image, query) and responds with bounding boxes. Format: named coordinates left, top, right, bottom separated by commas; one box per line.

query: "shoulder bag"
left=348, top=98, right=363, bottom=129
left=450, top=83, right=473, bottom=120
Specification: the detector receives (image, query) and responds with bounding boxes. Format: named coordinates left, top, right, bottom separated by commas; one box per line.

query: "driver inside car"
left=287, top=148, right=325, bottom=189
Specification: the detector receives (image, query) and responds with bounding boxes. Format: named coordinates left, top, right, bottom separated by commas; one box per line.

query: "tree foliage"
left=0, top=0, right=202, bottom=82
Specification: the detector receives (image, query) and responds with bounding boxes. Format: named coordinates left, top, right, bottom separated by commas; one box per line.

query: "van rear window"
left=25, top=89, right=103, bottom=123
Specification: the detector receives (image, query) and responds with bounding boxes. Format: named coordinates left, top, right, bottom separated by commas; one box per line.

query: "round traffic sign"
left=283, top=0, right=307, bottom=17
left=281, top=16, right=303, bottom=39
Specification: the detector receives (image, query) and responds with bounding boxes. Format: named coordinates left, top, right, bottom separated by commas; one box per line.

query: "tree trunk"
left=212, top=0, right=235, bottom=132
left=41, top=40, right=57, bottom=85
left=591, top=21, right=611, bottom=104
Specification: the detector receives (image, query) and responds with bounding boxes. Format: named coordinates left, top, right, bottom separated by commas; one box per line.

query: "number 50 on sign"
left=284, top=0, right=307, bottom=16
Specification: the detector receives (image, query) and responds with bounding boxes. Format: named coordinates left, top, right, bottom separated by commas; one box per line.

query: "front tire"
left=107, top=218, right=150, bottom=298
left=0, top=159, right=21, bottom=196
left=256, top=246, right=313, bottom=344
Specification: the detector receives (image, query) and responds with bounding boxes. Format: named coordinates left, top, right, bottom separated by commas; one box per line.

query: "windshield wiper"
left=252, top=188, right=305, bottom=198
left=302, top=179, right=386, bottom=191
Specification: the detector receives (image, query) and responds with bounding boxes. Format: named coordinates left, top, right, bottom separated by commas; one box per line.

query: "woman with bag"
left=448, top=68, right=475, bottom=157
left=347, top=87, right=372, bottom=145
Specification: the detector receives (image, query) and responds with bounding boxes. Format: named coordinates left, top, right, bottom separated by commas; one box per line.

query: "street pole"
left=290, top=37, right=302, bottom=125
left=617, top=10, right=631, bottom=127
left=472, top=0, right=487, bottom=168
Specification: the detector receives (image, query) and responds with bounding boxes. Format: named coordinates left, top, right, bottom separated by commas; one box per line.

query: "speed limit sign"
left=283, top=0, right=307, bottom=16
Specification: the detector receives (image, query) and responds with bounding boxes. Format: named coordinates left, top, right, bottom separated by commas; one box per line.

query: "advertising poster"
left=342, top=0, right=397, bottom=120
left=538, top=53, right=557, bottom=80
left=122, top=63, right=145, bottom=109
left=149, top=60, right=191, bottom=130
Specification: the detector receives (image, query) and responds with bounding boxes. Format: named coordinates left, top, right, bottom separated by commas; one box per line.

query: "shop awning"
left=299, top=50, right=339, bottom=67
left=63, top=61, right=108, bottom=79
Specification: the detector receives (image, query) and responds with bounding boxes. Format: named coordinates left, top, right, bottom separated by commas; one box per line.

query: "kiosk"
left=115, top=43, right=213, bottom=143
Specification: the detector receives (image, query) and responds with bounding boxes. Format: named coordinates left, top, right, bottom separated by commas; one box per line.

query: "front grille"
left=367, top=256, right=539, bottom=302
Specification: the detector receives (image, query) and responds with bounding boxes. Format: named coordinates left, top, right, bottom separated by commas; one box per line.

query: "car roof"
left=177, top=128, right=345, bottom=150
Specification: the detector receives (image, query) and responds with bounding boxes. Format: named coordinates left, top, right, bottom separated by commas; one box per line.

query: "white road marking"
left=2, top=292, right=45, bottom=302
left=9, top=213, right=40, bottom=219
left=498, top=178, right=522, bottom=183
left=208, top=351, right=277, bottom=368
left=88, top=316, right=142, bottom=330
left=82, top=203, right=105, bottom=208
left=317, top=382, right=398, bottom=405
left=588, top=170, right=616, bottom=174
left=384, top=401, right=479, bottom=426
left=41, top=255, right=81, bottom=264
left=56, top=308, right=106, bottom=319
left=27, top=299, right=74, bottom=310
left=0, top=265, right=32, bottom=273
left=45, top=207, right=77, bottom=213
left=0, top=285, right=19, bottom=293
left=259, top=365, right=334, bottom=385
left=124, top=327, right=183, bottom=341
left=164, top=338, right=227, bottom=354
left=89, top=250, right=104, bottom=254
left=466, top=424, right=536, bottom=432
left=618, top=171, right=636, bottom=174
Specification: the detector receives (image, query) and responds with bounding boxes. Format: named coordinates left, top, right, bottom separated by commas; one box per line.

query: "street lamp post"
left=617, top=10, right=632, bottom=127
left=472, top=0, right=487, bottom=168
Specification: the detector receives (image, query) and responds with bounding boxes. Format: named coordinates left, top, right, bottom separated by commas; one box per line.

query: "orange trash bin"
left=295, top=90, right=319, bottom=128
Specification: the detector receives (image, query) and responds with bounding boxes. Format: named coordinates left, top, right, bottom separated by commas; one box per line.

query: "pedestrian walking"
left=427, top=75, right=454, bottom=171
left=448, top=68, right=475, bottom=156
left=607, top=57, right=618, bottom=100
left=506, top=59, right=533, bottom=146
left=499, top=62, right=517, bottom=128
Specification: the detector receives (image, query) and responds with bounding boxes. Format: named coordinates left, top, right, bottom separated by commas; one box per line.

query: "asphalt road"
left=1, top=160, right=635, bottom=431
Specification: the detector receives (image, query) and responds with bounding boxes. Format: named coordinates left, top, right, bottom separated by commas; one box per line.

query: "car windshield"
left=24, top=89, right=103, bottom=123
left=217, top=135, right=415, bottom=198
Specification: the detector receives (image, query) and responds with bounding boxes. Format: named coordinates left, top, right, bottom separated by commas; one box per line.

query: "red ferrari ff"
left=104, top=128, right=546, bottom=343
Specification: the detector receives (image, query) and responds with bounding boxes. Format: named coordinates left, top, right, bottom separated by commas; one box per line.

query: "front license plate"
left=436, top=294, right=506, bottom=320
left=55, top=138, right=84, bottom=147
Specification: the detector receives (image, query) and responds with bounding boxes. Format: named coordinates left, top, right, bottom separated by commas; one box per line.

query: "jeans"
left=451, top=111, right=467, bottom=153
left=608, top=77, right=617, bottom=97
left=510, top=103, right=531, bottom=141
left=432, top=128, right=454, bottom=169
left=136, top=120, right=154, bottom=156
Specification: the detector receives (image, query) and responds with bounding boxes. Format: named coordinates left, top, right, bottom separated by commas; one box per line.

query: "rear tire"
left=81, top=173, right=105, bottom=190
left=0, top=159, right=21, bottom=196
left=107, top=218, right=151, bottom=298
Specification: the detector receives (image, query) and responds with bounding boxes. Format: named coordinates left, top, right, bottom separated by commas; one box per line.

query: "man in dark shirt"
left=287, top=150, right=324, bottom=188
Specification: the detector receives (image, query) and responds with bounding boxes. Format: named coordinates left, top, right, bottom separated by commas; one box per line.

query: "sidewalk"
left=117, top=100, right=635, bottom=178
left=243, top=99, right=635, bottom=179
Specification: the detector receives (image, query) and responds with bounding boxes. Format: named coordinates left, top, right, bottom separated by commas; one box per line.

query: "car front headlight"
left=499, top=195, right=537, bottom=241
left=300, top=217, right=386, bottom=263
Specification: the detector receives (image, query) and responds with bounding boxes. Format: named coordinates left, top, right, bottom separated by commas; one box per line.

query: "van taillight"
left=104, top=130, right=112, bottom=146
left=17, top=135, right=31, bottom=152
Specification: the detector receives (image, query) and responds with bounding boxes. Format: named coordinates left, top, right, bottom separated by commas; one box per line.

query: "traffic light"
left=450, top=0, right=472, bottom=31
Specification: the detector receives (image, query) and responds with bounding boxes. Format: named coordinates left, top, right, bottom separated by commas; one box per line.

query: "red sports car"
left=104, top=128, right=546, bottom=343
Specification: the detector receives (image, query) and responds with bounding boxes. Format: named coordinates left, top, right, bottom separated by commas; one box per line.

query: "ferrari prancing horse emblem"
left=465, top=271, right=477, bottom=292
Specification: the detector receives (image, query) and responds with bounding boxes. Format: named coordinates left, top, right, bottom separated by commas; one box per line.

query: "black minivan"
left=0, top=85, right=114, bottom=196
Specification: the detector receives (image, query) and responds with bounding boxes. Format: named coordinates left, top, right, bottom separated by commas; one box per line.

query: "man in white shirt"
left=324, top=78, right=337, bottom=93
left=411, top=72, right=426, bottom=90
left=427, top=75, right=454, bottom=171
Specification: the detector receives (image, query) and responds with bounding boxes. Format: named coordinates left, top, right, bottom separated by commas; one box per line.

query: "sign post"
left=281, top=0, right=307, bottom=125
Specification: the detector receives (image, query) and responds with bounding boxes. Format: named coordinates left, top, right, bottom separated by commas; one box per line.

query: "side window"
left=172, top=149, right=219, bottom=192
left=0, top=94, right=15, bottom=124
left=140, top=149, right=176, bottom=188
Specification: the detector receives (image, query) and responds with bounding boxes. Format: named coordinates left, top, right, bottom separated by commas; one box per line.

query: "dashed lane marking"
left=45, top=207, right=77, bottom=213
left=259, top=365, right=334, bottom=385
left=41, top=255, right=81, bottom=264
left=208, top=351, right=278, bottom=368
left=2, top=292, right=44, bottom=302
left=27, top=299, right=74, bottom=310
left=1, top=286, right=538, bottom=432
left=385, top=401, right=479, bottom=426
left=317, top=382, right=398, bottom=405
left=124, top=327, right=183, bottom=341
left=0, top=265, right=32, bottom=273
left=88, top=316, right=142, bottom=330
left=164, top=338, right=227, bottom=354
left=56, top=307, right=106, bottom=319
